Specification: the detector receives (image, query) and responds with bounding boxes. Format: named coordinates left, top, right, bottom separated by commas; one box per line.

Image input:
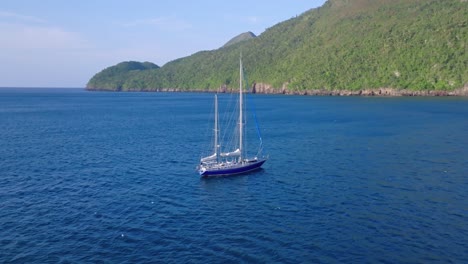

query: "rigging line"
left=220, top=91, right=239, bottom=155
left=241, top=62, right=247, bottom=158
left=243, top=68, right=264, bottom=157
left=200, top=94, right=217, bottom=160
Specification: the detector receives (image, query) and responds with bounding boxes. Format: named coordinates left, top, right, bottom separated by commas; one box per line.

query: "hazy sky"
left=0, top=0, right=326, bottom=87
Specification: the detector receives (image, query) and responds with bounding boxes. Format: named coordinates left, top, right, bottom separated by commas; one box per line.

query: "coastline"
left=87, top=86, right=468, bottom=97
left=260, top=87, right=468, bottom=97
left=250, top=83, right=468, bottom=97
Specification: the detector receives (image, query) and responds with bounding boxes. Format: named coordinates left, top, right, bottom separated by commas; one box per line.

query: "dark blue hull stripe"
left=201, top=160, right=266, bottom=177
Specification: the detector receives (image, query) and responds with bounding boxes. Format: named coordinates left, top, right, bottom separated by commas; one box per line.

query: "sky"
left=0, top=0, right=326, bottom=87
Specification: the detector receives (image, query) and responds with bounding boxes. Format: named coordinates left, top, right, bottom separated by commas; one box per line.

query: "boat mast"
left=214, top=94, right=219, bottom=162
left=239, top=54, right=243, bottom=162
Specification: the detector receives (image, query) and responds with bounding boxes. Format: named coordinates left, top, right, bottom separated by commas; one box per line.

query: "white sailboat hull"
left=199, top=159, right=266, bottom=177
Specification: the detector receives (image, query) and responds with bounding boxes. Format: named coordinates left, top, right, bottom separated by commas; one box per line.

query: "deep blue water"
left=1, top=88, right=467, bottom=263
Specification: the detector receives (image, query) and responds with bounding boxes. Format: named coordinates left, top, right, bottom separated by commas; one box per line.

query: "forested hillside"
left=87, top=0, right=467, bottom=93
left=87, top=61, right=159, bottom=91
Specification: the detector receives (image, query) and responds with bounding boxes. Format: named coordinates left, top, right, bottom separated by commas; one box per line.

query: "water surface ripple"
left=0, top=89, right=467, bottom=263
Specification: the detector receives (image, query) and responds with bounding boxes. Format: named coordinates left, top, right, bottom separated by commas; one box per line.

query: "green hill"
left=87, top=61, right=159, bottom=91
left=222, top=31, right=256, bottom=48
left=86, top=0, right=467, bottom=94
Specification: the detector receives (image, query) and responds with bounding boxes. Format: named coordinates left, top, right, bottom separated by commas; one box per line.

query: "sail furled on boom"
left=220, top=149, right=241, bottom=157
left=201, top=153, right=217, bottom=163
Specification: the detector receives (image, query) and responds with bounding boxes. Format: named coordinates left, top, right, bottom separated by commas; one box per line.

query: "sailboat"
left=198, top=56, right=267, bottom=177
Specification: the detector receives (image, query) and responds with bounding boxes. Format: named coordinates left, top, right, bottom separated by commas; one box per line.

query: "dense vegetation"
left=87, top=0, right=467, bottom=92
left=222, top=32, right=257, bottom=48
left=87, top=61, right=159, bottom=91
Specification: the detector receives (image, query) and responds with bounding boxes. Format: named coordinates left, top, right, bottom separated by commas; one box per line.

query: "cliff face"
left=87, top=0, right=467, bottom=93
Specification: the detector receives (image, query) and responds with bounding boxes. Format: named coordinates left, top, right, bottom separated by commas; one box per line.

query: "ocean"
left=1, top=88, right=467, bottom=263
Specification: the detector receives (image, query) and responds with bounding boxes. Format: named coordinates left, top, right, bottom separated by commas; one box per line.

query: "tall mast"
left=239, top=54, right=243, bottom=161
left=214, top=94, right=219, bottom=161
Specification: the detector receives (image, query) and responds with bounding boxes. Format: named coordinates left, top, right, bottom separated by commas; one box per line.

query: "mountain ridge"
left=222, top=31, right=256, bottom=48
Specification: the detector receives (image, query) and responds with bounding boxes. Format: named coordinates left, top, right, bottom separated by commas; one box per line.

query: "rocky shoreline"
left=250, top=83, right=468, bottom=96
left=87, top=84, right=468, bottom=97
